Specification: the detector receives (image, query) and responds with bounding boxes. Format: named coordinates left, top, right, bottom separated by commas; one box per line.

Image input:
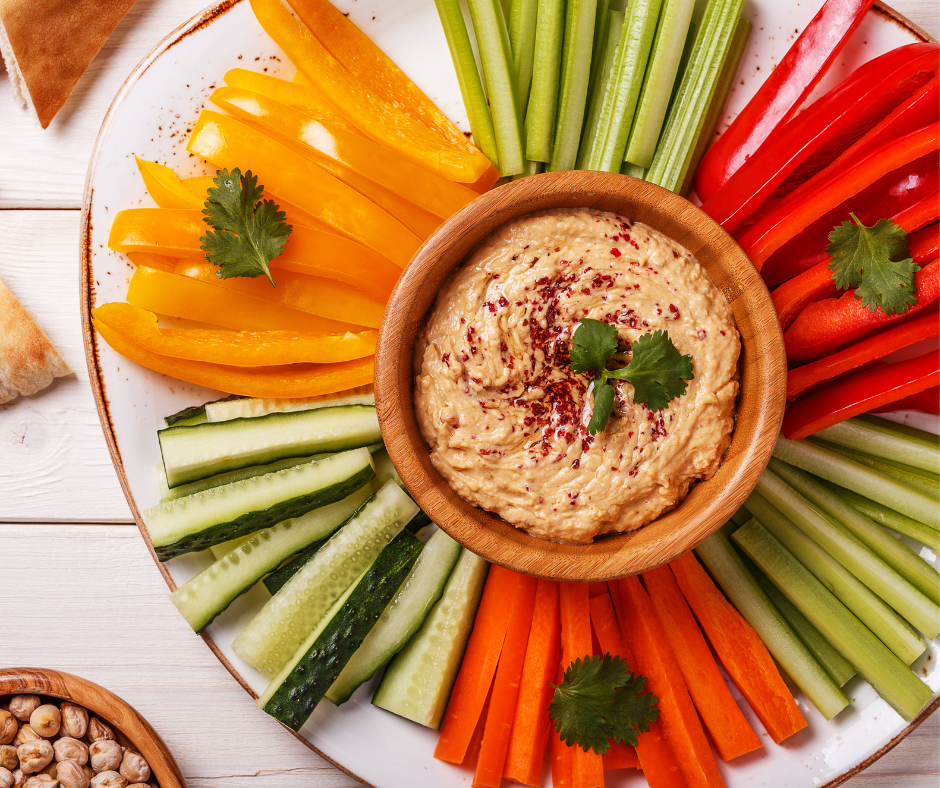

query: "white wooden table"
left=0, top=1, right=936, bottom=786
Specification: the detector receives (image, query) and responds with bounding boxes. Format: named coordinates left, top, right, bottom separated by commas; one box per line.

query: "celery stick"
left=624, top=0, right=696, bottom=169
left=758, top=466, right=940, bottom=640
left=548, top=0, right=599, bottom=171
left=646, top=0, right=744, bottom=192
left=745, top=492, right=927, bottom=666
left=812, top=439, right=939, bottom=496
left=771, top=461, right=940, bottom=605
left=509, top=0, right=539, bottom=112
left=585, top=0, right=613, bottom=107
left=435, top=0, right=499, bottom=166
left=577, top=10, right=625, bottom=168
left=774, top=437, right=939, bottom=530
left=729, top=505, right=752, bottom=529
left=621, top=161, right=647, bottom=178
left=733, top=520, right=934, bottom=722
left=586, top=0, right=664, bottom=172
left=468, top=0, right=525, bottom=175
left=817, top=416, right=940, bottom=475
left=526, top=0, right=566, bottom=161
left=695, top=532, right=850, bottom=719
left=513, top=158, right=544, bottom=179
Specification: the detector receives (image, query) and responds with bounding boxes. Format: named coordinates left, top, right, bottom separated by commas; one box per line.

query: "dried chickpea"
left=54, top=762, right=87, bottom=788
left=11, top=770, right=24, bottom=788
left=86, top=743, right=120, bottom=776
left=0, top=713, right=16, bottom=746
left=84, top=723, right=112, bottom=745
left=38, top=765, right=55, bottom=780
left=124, top=785, right=148, bottom=788
left=0, top=768, right=12, bottom=788
left=23, top=777, right=57, bottom=788
left=89, top=774, right=125, bottom=788
left=52, top=740, right=86, bottom=768
left=0, top=747, right=16, bottom=770
left=79, top=769, right=91, bottom=784
left=17, top=741, right=53, bottom=775
left=8, top=699, right=39, bottom=724
left=115, top=755, right=146, bottom=787
left=57, top=708, right=86, bottom=743
left=13, top=728, right=40, bottom=748
left=29, top=708, right=59, bottom=740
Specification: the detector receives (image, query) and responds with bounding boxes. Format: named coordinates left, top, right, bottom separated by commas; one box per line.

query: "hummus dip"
left=415, top=208, right=740, bottom=543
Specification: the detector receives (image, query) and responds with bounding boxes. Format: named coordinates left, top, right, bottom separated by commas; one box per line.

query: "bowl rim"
left=375, top=170, right=787, bottom=581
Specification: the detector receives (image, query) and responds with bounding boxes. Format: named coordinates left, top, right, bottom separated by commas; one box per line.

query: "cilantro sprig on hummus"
left=571, top=318, right=694, bottom=435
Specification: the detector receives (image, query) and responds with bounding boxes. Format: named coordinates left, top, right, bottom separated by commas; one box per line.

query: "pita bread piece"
left=0, top=276, right=70, bottom=404
left=0, top=0, right=137, bottom=128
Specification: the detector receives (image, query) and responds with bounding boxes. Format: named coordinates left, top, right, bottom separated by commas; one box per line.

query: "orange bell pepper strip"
left=249, top=0, right=493, bottom=185
left=175, top=260, right=386, bottom=329
left=93, top=317, right=374, bottom=398
left=135, top=157, right=204, bottom=210
left=92, top=303, right=377, bottom=365
left=126, top=252, right=179, bottom=272
left=187, top=110, right=421, bottom=267
left=126, top=266, right=363, bottom=333
left=210, top=86, right=479, bottom=220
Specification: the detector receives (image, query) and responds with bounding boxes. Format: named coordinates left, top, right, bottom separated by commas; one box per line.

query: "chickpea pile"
left=0, top=696, right=156, bottom=788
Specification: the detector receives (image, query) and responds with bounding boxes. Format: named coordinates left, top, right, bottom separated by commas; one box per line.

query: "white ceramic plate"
left=80, top=2, right=938, bottom=786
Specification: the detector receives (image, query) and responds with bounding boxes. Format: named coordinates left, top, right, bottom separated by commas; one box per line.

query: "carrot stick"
left=436, top=566, right=521, bottom=764
left=549, top=664, right=575, bottom=788
left=616, top=576, right=726, bottom=788
left=474, top=575, right=540, bottom=788
left=644, top=566, right=761, bottom=761
left=592, top=591, right=689, bottom=788
left=602, top=742, right=640, bottom=771
left=669, top=552, right=807, bottom=744
left=559, top=584, right=605, bottom=788
left=588, top=582, right=609, bottom=598
left=505, top=580, right=562, bottom=786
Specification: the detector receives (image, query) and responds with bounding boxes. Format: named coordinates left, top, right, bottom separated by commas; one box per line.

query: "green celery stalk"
left=811, top=439, right=939, bottom=496
left=548, top=0, right=599, bottom=171
left=758, top=466, right=940, bottom=640
left=774, top=436, right=939, bottom=530
left=694, top=532, right=850, bottom=719
left=468, top=0, right=525, bottom=175
left=434, top=0, right=499, bottom=166
left=624, top=0, right=696, bottom=169
left=586, top=0, right=665, bottom=172
left=577, top=10, right=626, bottom=169
left=815, top=416, right=940, bottom=475
left=620, top=161, right=647, bottom=178
left=509, top=0, right=539, bottom=112
left=733, top=520, right=934, bottom=722
left=745, top=491, right=927, bottom=666
left=729, top=505, right=752, bottom=529
left=771, top=461, right=940, bottom=605
left=525, top=0, right=566, bottom=161
left=513, top=157, right=544, bottom=179
left=584, top=0, right=613, bottom=109
left=646, top=0, right=745, bottom=192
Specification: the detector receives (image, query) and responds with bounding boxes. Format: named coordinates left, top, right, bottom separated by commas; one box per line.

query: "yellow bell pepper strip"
left=92, top=302, right=377, bottom=366
left=175, top=260, right=386, bottom=329
left=126, top=266, right=364, bottom=333
left=187, top=111, right=421, bottom=267
left=110, top=209, right=206, bottom=258
left=211, top=86, right=480, bottom=220
left=135, top=157, right=204, bottom=210
left=249, top=0, right=493, bottom=184
left=182, top=175, right=217, bottom=198
left=93, top=317, right=375, bottom=398
left=126, top=252, right=179, bottom=272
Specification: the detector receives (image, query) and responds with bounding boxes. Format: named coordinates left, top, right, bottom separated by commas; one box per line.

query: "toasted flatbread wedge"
left=0, top=276, right=70, bottom=404
left=0, top=0, right=137, bottom=128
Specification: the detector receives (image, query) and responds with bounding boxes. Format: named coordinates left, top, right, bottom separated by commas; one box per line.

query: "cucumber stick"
left=170, top=487, right=371, bottom=632
left=373, top=548, right=489, bottom=729
left=260, top=531, right=424, bottom=731
left=145, top=449, right=375, bottom=561
left=159, top=404, right=381, bottom=488
left=204, top=389, right=374, bottom=422
left=327, top=529, right=463, bottom=705
left=232, top=481, right=419, bottom=679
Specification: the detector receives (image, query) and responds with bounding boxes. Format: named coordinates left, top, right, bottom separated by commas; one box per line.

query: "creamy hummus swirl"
left=415, top=208, right=740, bottom=543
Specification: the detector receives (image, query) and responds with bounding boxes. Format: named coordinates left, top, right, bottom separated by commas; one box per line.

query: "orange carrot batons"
left=602, top=742, right=640, bottom=771
left=549, top=664, right=575, bottom=788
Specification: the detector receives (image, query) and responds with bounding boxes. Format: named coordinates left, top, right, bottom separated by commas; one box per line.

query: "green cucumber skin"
left=164, top=395, right=241, bottom=427
left=151, top=462, right=376, bottom=561
left=262, top=532, right=424, bottom=731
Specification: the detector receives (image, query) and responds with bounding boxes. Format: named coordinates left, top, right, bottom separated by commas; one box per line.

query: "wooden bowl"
left=375, top=170, right=785, bottom=581
left=0, top=668, right=186, bottom=787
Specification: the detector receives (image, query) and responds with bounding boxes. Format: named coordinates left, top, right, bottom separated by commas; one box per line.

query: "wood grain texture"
left=376, top=170, right=786, bottom=581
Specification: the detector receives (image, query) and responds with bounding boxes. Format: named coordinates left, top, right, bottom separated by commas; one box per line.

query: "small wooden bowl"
left=0, top=668, right=186, bottom=787
left=375, top=171, right=786, bottom=581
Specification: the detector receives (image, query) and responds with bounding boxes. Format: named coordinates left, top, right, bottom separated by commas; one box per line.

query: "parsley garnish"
left=571, top=319, right=694, bottom=435
left=548, top=654, right=660, bottom=754
left=826, top=214, right=919, bottom=316
left=200, top=168, right=292, bottom=287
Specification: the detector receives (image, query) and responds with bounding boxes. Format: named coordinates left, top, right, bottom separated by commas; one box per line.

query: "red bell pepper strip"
left=787, top=308, right=940, bottom=400
left=870, top=385, right=940, bottom=414
left=910, top=224, right=939, bottom=264
left=782, top=350, right=940, bottom=438
left=784, top=260, right=939, bottom=364
left=772, top=262, right=840, bottom=332
left=702, top=43, right=939, bottom=233
left=693, top=0, right=873, bottom=202
left=893, top=189, right=940, bottom=235
left=739, top=123, right=939, bottom=270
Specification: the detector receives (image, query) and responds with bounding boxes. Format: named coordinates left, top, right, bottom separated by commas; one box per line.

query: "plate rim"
left=78, top=2, right=938, bottom=786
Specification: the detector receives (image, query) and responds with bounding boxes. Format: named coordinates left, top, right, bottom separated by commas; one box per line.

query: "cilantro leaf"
left=609, top=330, right=695, bottom=411
left=826, top=214, right=919, bottom=315
left=587, top=382, right=615, bottom=436
left=548, top=654, right=659, bottom=754
left=571, top=318, right=619, bottom=373
left=200, top=168, right=292, bottom=287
